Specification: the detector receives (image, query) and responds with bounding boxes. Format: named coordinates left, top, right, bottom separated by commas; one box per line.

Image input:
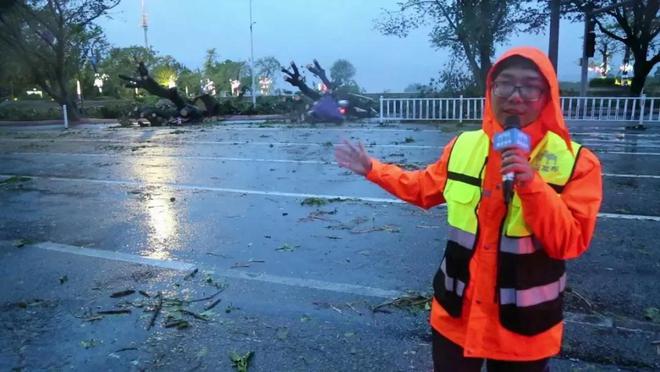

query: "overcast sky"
left=97, top=0, right=621, bottom=92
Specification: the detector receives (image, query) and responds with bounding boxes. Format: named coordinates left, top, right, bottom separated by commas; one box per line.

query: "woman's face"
left=490, top=66, right=549, bottom=127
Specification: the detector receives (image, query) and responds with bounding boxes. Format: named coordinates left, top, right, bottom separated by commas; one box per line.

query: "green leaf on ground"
left=275, top=243, right=298, bottom=252
left=225, top=304, right=240, bottom=313
left=372, top=292, right=432, bottom=314
left=80, top=339, right=101, bottom=349
left=229, top=351, right=254, bottom=372
left=300, top=197, right=346, bottom=206
left=276, top=327, right=288, bottom=340
left=0, top=176, right=31, bottom=185
left=12, top=239, right=34, bottom=248
left=645, top=307, right=660, bottom=323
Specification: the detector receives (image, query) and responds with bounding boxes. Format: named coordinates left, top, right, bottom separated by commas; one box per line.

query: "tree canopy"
left=564, top=0, right=659, bottom=95
left=375, top=0, right=548, bottom=92
left=0, top=0, right=120, bottom=120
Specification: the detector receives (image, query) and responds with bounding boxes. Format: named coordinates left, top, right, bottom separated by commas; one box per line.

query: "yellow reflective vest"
left=434, top=129, right=582, bottom=336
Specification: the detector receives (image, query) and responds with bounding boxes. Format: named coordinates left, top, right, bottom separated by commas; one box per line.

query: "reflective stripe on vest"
left=500, top=236, right=542, bottom=254
left=434, top=129, right=583, bottom=336
left=500, top=273, right=567, bottom=307
left=448, top=225, right=476, bottom=251
left=441, top=259, right=466, bottom=296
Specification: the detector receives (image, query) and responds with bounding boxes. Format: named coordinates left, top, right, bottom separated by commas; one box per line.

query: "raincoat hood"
left=483, top=47, right=572, bottom=151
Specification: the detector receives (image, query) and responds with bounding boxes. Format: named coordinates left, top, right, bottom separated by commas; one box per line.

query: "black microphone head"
left=504, top=116, right=521, bottom=129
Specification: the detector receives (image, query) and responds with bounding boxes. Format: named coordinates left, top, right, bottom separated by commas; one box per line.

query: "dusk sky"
left=97, top=0, right=617, bottom=92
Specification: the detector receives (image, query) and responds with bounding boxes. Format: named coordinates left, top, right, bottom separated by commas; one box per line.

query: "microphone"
left=493, top=116, right=530, bottom=204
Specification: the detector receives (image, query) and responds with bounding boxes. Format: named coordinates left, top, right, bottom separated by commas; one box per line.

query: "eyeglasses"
left=492, top=81, right=545, bottom=101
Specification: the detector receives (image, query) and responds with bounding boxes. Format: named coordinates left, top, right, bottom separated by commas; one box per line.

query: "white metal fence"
left=379, top=95, right=660, bottom=124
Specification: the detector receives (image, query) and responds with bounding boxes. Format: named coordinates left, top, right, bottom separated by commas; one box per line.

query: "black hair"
left=491, top=55, right=542, bottom=81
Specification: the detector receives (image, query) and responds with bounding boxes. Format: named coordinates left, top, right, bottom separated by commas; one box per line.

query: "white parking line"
left=8, top=239, right=657, bottom=334
left=6, top=136, right=660, bottom=150
left=0, top=174, right=404, bottom=204
left=572, top=132, right=660, bottom=138
left=603, top=173, right=660, bottom=179
left=22, top=241, right=405, bottom=299
left=4, top=152, right=660, bottom=179
left=5, top=136, right=660, bottom=151
left=2, top=173, right=659, bottom=221
left=0, top=137, right=439, bottom=149
left=3, top=152, right=332, bottom=164
left=582, top=140, right=660, bottom=148
left=218, top=125, right=447, bottom=133
left=597, top=212, right=660, bottom=221
left=32, top=241, right=196, bottom=271
left=598, top=151, right=660, bottom=156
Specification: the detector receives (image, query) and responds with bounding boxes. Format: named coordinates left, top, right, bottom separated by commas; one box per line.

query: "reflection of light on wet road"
left=144, top=195, right=177, bottom=259
left=130, top=152, right=180, bottom=260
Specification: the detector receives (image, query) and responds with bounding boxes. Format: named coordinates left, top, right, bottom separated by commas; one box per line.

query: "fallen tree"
left=281, top=59, right=377, bottom=122
left=119, top=62, right=210, bottom=124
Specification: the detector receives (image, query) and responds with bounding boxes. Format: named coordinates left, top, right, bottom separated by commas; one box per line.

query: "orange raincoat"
left=366, top=47, right=602, bottom=361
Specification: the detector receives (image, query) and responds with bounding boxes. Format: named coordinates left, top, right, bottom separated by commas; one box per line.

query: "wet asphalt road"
left=0, top=120, right=659, bottom=371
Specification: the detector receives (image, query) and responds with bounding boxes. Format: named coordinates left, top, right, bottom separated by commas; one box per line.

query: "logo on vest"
left=533, top=152, right=560, bottom=173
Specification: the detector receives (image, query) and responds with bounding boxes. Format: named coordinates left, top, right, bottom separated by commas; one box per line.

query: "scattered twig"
left=83, top=315, right=104, bottom=322
left=164, top=319, right=190, bottom=329
left=147, top=292, right=163, bottom=330
left=351, top=225, right=400, bottom=234
left=231, top=263, right=251, bottom=269
left=330, top=305, right=343, bottom=314
left=138, top=290, right=151, bottom=298
left=184, top=268, right=199, bottom=280
left=205, top=299, right=222, bottom=311
left=206, top=252, right=229, bottom=258
left=189, top=288, right=226, bottom=303
left=568, top=288, right=593, bottom=310
left=110, top=290, right=136, bottom=298
left=372, top=293, right=431, bottom=313
left=231, top=259, right=265, bottom=268
left=97, top=309, right=132, bottom=315
left=346, top=302, right=360, bottom=314
left=115, top=347, right=139, bottom=352
left=180, top=309, right=209, bottom=321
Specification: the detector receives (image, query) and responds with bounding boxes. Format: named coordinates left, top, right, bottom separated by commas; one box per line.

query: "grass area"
left=0, top=99, right=138, bottom=121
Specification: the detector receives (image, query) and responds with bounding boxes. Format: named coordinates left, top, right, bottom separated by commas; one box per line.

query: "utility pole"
left=141, top=0, right=149, bottom=49
left=249, top=0, right=256, bottom=108
left=548, top=0, right=560, bottom=74
left=580, top=7, right=591, bottom=98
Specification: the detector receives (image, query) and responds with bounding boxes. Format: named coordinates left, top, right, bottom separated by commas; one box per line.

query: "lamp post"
left=249, top=0, right=256, bottom=108
left=141, top=0, right=149, bottom=49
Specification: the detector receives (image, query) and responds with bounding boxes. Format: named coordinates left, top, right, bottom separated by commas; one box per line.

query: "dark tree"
left=566, top=0, right=659, bottom=95
left=0, top=0, right=120, bottom=121
left=375, top=0, right=547, bottom=92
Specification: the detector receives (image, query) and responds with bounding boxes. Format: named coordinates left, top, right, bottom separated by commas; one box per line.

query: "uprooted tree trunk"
left=283, top=59, right=378, bottom=120
left=192, top=94, right=221, bottom=116
left=281, top=61, right=320, bottom=101
left=119, top=62, right=214, bottom=123
left=306, top=59, right=334, bottom=91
